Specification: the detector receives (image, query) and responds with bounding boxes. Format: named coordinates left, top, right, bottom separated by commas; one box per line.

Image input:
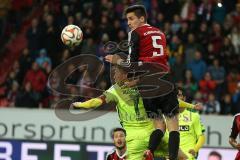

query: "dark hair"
left=114, top=52, right=130, bottom=74
left=113, top=128, right=126, bottom=136
left=209, top=151, right=222, bottom=159
left=183, top=69, right=196, bottom=83
left=124, top=5, right=147, bottom=22
left=177, top=86, right=186, bottom=97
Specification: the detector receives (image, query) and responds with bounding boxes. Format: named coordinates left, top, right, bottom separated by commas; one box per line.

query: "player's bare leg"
left=165, top=114, right=179, bottom=160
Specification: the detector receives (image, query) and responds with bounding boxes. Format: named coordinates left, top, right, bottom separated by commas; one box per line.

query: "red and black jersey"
left=230, top=114, right=240, bottom=160
left=230, top=113, right=240, bottom=139
left=128, top=24, right=169, bottom=70
left=106, top=149, right=127, bottom=160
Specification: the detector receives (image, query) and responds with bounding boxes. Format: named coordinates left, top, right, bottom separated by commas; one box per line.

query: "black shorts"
left=123, top=61, right=179, bottom=117
left=142, top=84, right=179, bottom=118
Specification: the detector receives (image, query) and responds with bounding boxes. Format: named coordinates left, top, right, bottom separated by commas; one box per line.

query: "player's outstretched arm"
left=72, top=96, right=105, bottom=109
left=178, top=99, right=203, bottom=110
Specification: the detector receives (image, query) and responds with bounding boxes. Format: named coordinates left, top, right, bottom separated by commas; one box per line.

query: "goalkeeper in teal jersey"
left=72, top=65, right=199, bottom=160
left=177, top=87, right=206, bottom=160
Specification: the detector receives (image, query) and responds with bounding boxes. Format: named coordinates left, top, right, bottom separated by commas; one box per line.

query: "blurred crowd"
left=0, top=0, right=40, bottom=48
left=0, top=0, right=240, bottom=115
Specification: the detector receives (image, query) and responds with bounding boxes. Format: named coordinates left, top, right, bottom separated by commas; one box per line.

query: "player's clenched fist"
left=194, top=103, right=203, bottom=110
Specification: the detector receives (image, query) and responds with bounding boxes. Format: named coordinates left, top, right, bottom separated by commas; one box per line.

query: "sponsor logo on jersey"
left=179, top=125, right=190, bottom=131
left=143, top=30, right=161, bottom=36
left=179, top=113, right=192, bottom=122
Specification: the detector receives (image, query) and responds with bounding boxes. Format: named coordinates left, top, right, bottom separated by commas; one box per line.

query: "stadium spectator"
left=177, top=21, right=189, bottom=44
left=96, top=33, right=110, bottom=59
left=158, top=0, right=180, bottom=22
left=205, top=43, right=215, bottom=64
left=227, top=69, right=240, bottom=95
left=197, top=0, right=213, bottom=23
left=223, top=14, right=234, bottom=35
left=155, top=12, right=164, bottom=30
left=210, top=22, right=223, bottom=55
left=23, top=62, right=47, bottom=93
left=207, top=59, right=225, bottom=98
left=220, top=93, right=233, bottom=115
left=67, top=15, right=74, bottom=25
left=57, top=48, right=71, bottom=65
left=199, top=72, right=217, bottom=101
left=187, top=50, right=207, bottom=82
left=171, top=55, right=185, bottom=83
left=231, top=3, right=240, bottom=25
left=65, top=64, right=80, bottom=85
left=111, top=19, right=123, bottom=41
left=208, top=151, right=222, bottom=160
left=80, top=38, right=97, bottom=55
left=4, top=71, right=18, bottom=92
left=7, top=81, right=19, bottom=107
left=232, top=82, right=240, bottom=114
left=41, top=14, right=60, bottom=62
left=75, top=12, right=82, bottom=27
left=168, top=35, right=183, bottom=66
left=12, top=61, right=21, bottom=82
left=182, top=69, right=198, bottom=102
left=203, top=93, right=221, bottom=114
left=184, top=34, right=202, bottom=65
left=0, top=0, right=10, bottom=38
left=116, top=30, right=127, bottom=42
left=15, top=81, right=39, bottom=108
left=98, top=15, right=113, bottom=40
left=18, top=48, right=33, bottom=84
left=180, top=0, right=196, bottom=21
left=36, top=48, right=52, bottom=68
left=196, top=22, right=208, bottom=49
left=57, top=5, right=70, bottom=29
left=212, top=0, right=226, bottom=24
left=171, top=14, right=181, bottom=34
left=208, top=59, right=225, bottom=83
left=163, top=22, right=172, bottom=42
left=219, top=37, right=237, bottom=72
left=228, top=26, right=240, bottom=54
left=26, top=18, right=42, bottom=55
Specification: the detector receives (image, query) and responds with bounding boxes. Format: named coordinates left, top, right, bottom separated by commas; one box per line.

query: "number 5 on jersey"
left=152, top=35, right=164, bottom=57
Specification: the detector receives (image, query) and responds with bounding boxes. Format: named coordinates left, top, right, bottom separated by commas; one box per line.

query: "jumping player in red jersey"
left=229, top=113, right=240, bottom=160
left=105, top=5, right=179, bottom=160
left=106, top=128, right=127, bottom=160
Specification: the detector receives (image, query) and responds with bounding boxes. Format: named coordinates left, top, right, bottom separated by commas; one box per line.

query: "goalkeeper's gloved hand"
left=72, top=98, right=103, bottom=109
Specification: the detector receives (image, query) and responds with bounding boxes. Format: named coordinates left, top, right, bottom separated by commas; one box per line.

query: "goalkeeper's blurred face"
left=113, top=130, right=126, bottom=150
left=177, top=89, right=185, bottom=101
left=114, top=66, right=128, bottom=85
